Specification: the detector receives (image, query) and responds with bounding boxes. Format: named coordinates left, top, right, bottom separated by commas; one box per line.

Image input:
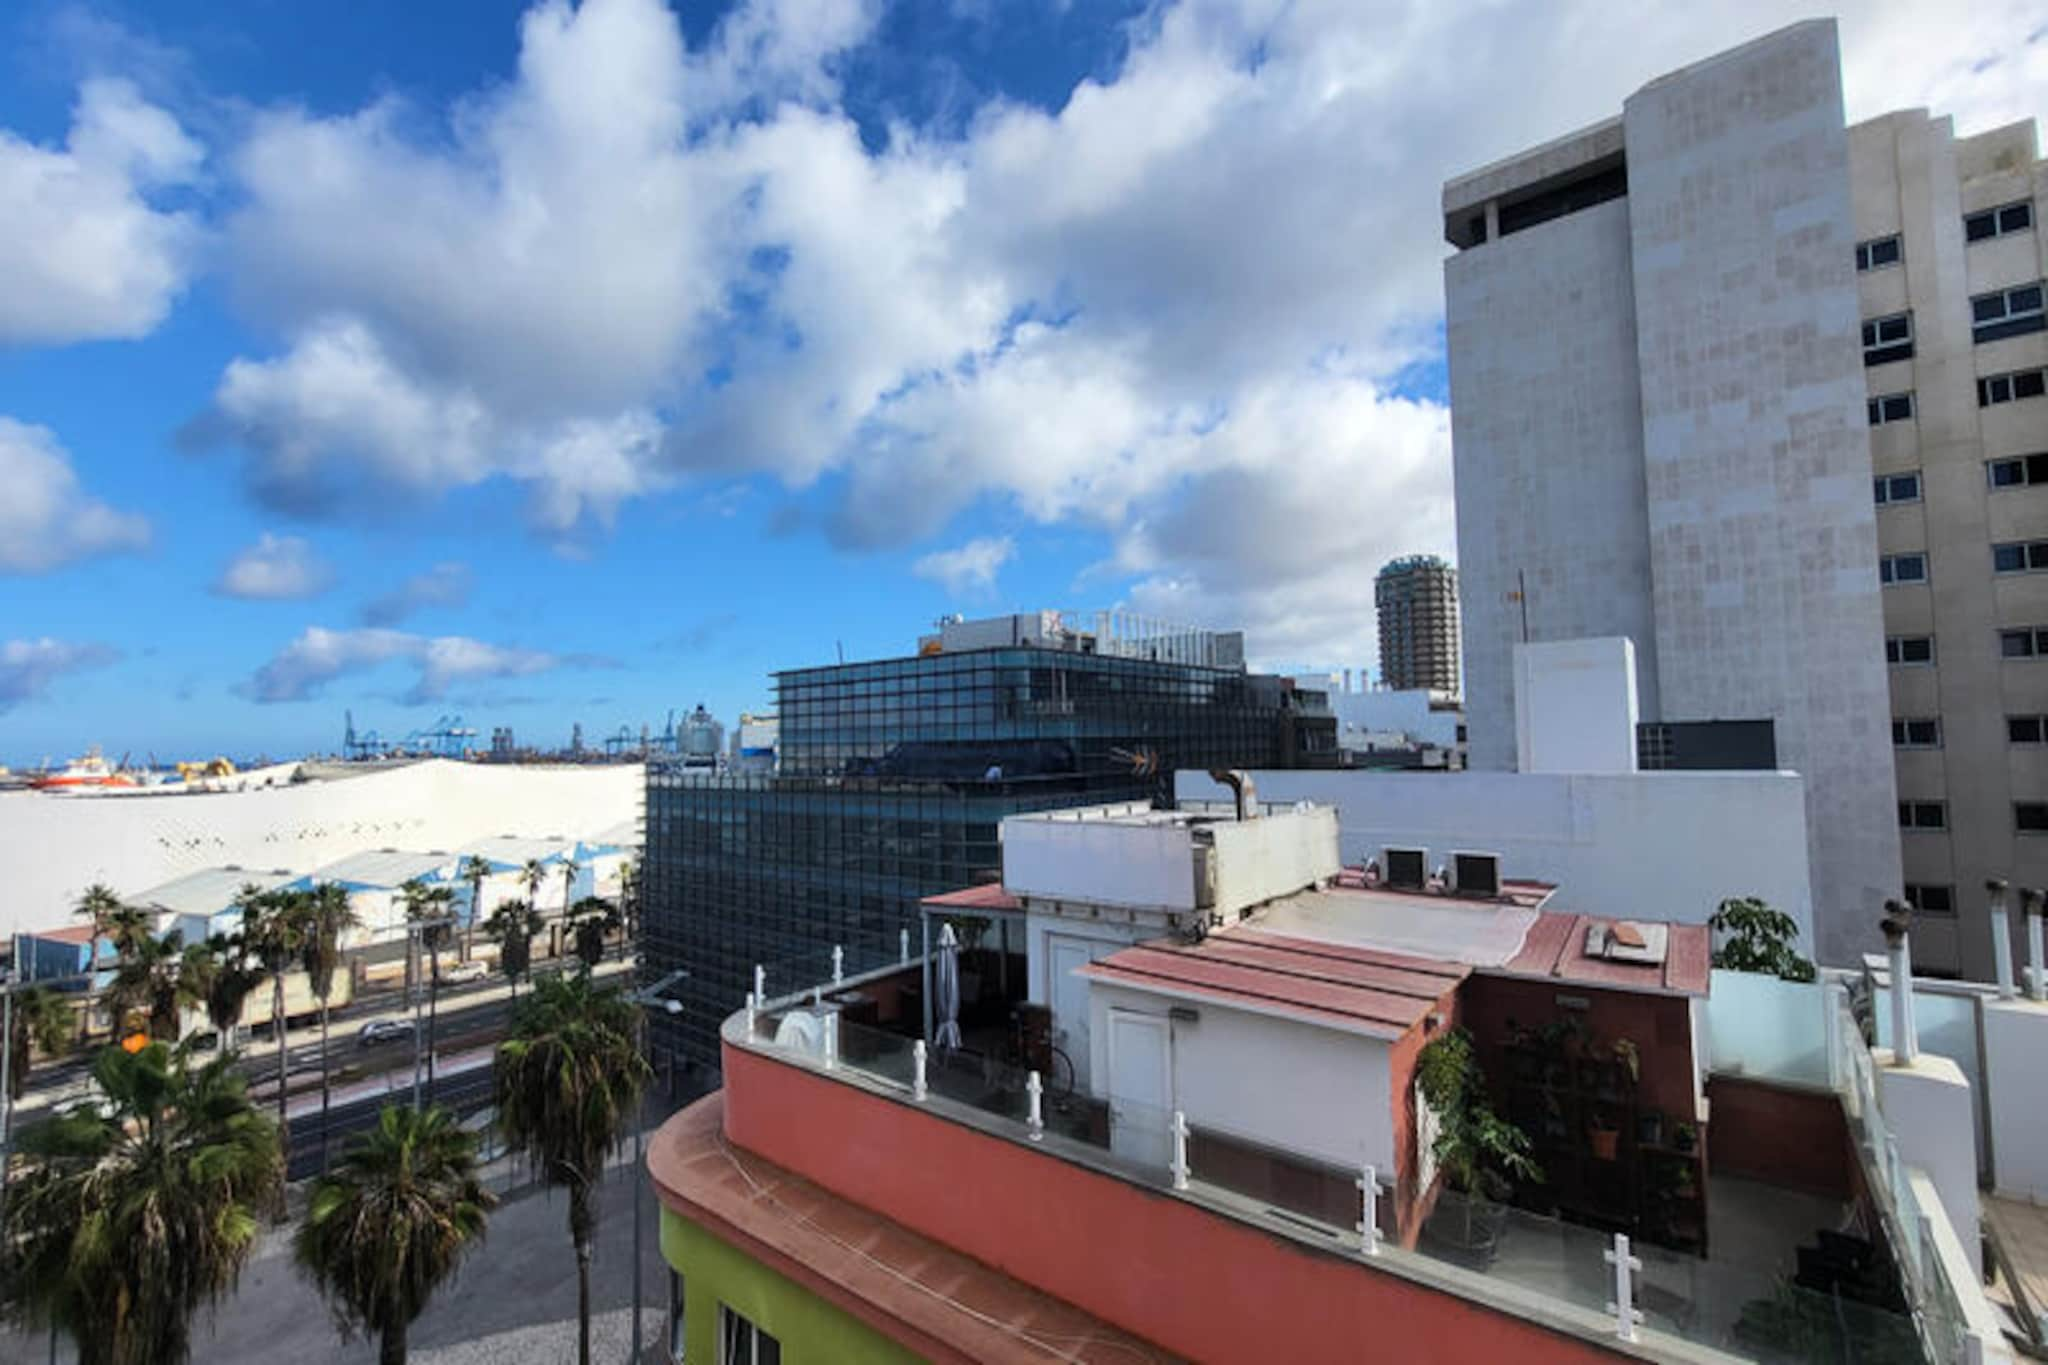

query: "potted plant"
left=1587, top=1110, right=1622, bottom=1161
left=1611, top=1038, right=1640, bottom=1084
left=1416, top=1028, right=1542, bottom=1266
left=1673, top=1122, right=1697, bottom=1154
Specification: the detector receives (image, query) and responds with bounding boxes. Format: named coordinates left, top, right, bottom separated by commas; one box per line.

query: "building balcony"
left=648, top=945, right=2015, bottom=1363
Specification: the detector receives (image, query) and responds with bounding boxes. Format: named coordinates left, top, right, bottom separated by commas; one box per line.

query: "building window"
left=1855, top=234, right=1902, bottom=271
left=1892, top=717, right=1941, bottom=748
left=1979, top=368, right=2048, bottom=407
left=668, top=1273, right=686, bottom=1362
left=719, top=1306, right=780, bottom=1365
left=1993, top=540, right=2048, bottom=574
left=1873, top=473, right=1921, bottom=506
left=1972, top=282, right=2046, bottom=344
left=2018, top=802, right=2048, bottom=834
left=1869, top=391, right=1915, bottom=425
left=2002, top=627, right=2048, bottom=658
left=1886, top=635, right=1935, bottom=666
left=2011, top=715, right=2048, bottom=744
left=1904, top=883, right=1955, bottom=915
left=1989, top=453, right=2048, bottom=488
left=1879, top=553, right=1927, bottom=585
left=1899, top=800, right=1947, bottom=830
left=1965, top=200, right=2034, bottom=243
left=1862, top=312, right=1915, bottom=365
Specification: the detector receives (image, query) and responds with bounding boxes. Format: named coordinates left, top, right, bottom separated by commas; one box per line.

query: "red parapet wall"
left=721, top=1041, right=1623, bottom=1365
left=1704, top=1074, right=1855, bottom=1200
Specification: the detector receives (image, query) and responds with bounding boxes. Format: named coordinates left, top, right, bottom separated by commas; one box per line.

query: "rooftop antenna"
left=837, top=640, right=845, bottom=664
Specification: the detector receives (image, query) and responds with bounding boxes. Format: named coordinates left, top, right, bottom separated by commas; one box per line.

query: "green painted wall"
left=659, top=1208, right=925, bottom=1364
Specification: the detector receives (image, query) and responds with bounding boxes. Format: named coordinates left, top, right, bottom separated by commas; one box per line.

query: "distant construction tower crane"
left=343, top=710, right=391, bottom=760
left=402, top=714, right=478, bottom=758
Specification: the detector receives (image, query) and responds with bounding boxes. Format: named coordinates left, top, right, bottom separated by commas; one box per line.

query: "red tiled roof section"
left=649, top=1092, right=1179, bottom=1365
left=1502, top=913, right=1712, bottom=997
left=921, top=883, right=1022, bottom=914
left=1078, top=932, right=1465, bottom=1039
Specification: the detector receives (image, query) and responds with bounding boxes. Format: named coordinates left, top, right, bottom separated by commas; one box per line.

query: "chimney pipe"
left=1880, top=898, right=1917, bottom=1066
left=1987, top=878, right=2017, bottom=1001
left=2026, top=887, right=2047, bottom=1003
left=1207, top=769, right=1257, bottom=821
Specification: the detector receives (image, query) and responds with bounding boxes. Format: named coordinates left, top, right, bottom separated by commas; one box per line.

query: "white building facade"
left=1443, top=21, right=1902, bottom=967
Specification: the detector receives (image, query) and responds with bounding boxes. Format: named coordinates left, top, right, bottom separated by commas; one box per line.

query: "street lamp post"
left=627, top=968, right=686, bottom=1365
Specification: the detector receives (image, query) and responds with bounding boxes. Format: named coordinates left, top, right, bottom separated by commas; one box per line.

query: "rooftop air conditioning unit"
left=1383, top=847, right=1428, bottom=891
left=1449, top=852, right=1502, bottom=899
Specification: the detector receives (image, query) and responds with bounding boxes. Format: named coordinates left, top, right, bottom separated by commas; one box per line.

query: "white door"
left=1106, top=1008, right=1173, bottom=1168
left=1047, top=935, right=1097, bottom=1089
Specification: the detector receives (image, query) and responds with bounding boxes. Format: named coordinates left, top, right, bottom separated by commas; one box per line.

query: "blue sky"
left=0, top=0, right=2038, bottom=764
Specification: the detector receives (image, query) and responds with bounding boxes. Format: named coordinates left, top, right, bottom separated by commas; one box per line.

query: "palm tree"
left=494, top=972, right=648, bottom=1365
left=107, top=930, right=204, bottom=1042
left=73, top=883, right=123, bottom=1043
left=199, top=931, right=263, bottom=1054
left=295, top=1105, right=496, bottom=1365
left=301, top=882, right=361, bottom=1170
left=0, top=1041, right=282, bottom=1364
left=458, top=856, right=492, bottom=964
left=240, top=886, right=308, bottom=1172
left=401, top=881, right=455, bottom=1093
left=6, top=985, right=74, bottom=1101
left=483, top=900, right=544, bottom=1002
left=567, top=897, right=619, bottom=972
left=521, top=858, right=549, bottom=962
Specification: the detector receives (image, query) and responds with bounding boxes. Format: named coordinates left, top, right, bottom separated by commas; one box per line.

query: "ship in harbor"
left=28, top=748, right=139, bottom=791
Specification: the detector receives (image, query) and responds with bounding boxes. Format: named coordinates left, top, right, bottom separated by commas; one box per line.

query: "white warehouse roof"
left=456, top=835, right=577, bottom=871
left=304, top=848, right=458, bottom=891
left=130, top=865, right=297, bottom=919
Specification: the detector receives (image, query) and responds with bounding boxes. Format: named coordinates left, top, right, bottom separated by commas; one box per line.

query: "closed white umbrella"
left=935, top=922, right=963, bottom=1051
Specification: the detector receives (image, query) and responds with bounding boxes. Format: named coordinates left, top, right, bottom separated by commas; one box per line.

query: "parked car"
left=441, top=960, right=488, bottom=985
left=356, top=1018, right=414, bottom=1048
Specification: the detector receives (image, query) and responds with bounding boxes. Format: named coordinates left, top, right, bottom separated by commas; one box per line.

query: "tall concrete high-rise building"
left=1374, top=555, right=1461, bottom=694
left=1441, top=21, right=1911, bottom=970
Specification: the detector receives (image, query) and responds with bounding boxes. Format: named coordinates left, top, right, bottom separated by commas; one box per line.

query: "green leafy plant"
left=1709, top=896, right=1817, bottom=982
left=0, top=1042, right=282, bottom=1364
left=295, top=1105, right=495, bottom=1365
left=1415, top=1028, right=1540, bottom=1244
left=494, top=971, right=649, bottom=1365
left=6, top=985, right=74, bottom=1100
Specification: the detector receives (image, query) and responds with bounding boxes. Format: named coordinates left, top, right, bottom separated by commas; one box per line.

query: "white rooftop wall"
left=1177, top=768, right=1815, bottom=950
left=1514, top=638, right=1640, bottom=774
left=0, top=760, right=641, bottom=937
left=1002, top=805, right=1338, bottom=917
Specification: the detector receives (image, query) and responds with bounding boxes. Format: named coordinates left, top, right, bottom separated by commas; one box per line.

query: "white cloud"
left=913, top=535, right=1014, bottom=596
left=241, top=626, right=559, bottom=704
left=0, top=417, right=152, bottom=572
left=191, top=0, right=2044, bottom=658
left=212, top=532, right=334, bottom=600
left=360, top=562, right=474, bottom=627
left=0, top=78, right=201, bottom=345
left=0, top=639, right=120, bottom=713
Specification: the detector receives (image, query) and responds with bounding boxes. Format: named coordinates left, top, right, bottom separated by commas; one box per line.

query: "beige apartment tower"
left=1374, top=555, right=1461, bottom=694
left=1853, top=108, right=2047, bottom=978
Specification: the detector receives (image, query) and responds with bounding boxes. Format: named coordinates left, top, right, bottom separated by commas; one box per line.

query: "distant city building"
left=1442, top=21, right=1911, bottom=969
left=640, top=611, right=1335, bottom=1073
left=1373, top=556, right=1460, bottom=695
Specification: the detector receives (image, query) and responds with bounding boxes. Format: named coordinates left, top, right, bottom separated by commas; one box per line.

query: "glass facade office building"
left=643, top=644, right=1334, bottom=1070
